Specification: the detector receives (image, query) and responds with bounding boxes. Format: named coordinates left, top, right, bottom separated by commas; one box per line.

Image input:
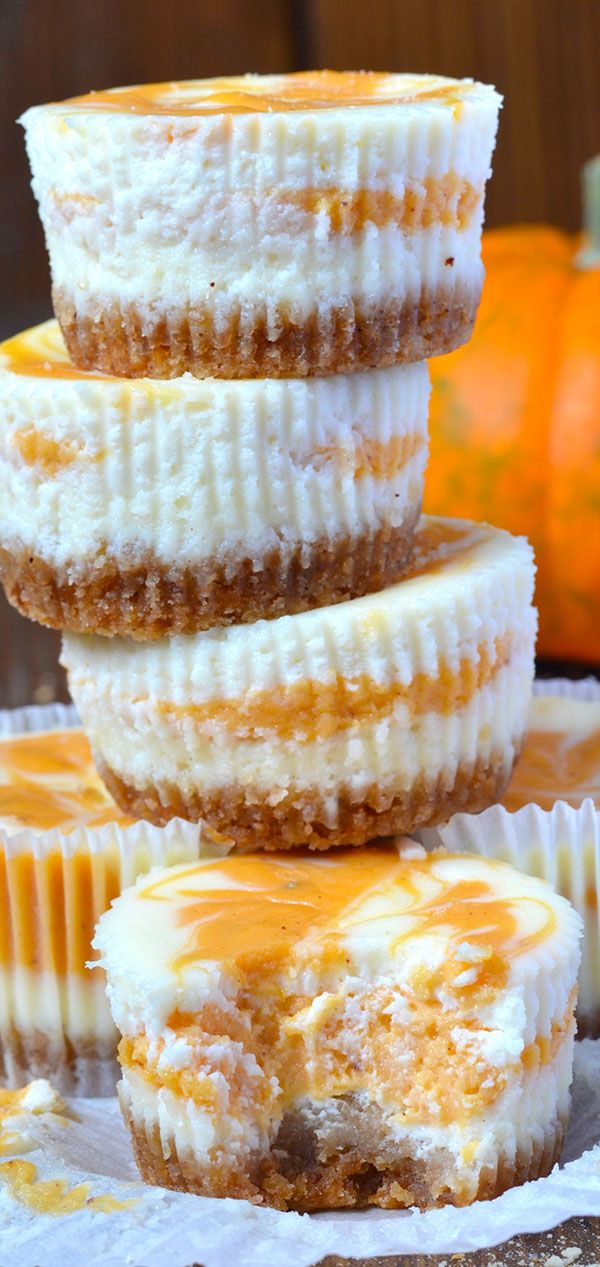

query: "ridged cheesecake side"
left=21, top=72, right=501, bottom=378
left=62, top=516, right=537, bottom=848
left=0, top=321, right=429, bottom=636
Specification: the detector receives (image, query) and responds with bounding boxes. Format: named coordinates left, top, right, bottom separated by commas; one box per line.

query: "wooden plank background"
left=1, top=0, right=600, bottom=706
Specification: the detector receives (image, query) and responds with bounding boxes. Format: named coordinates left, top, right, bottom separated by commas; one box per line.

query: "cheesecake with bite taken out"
left=94, top=843, right=582, bottom=1210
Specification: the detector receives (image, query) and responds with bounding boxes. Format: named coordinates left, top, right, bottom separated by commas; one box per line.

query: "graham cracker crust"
left=99, top=751, right=519, bottom=849
left=0, top=516, right=419, bottom=638
left=122, top=1097, right=567, bottom=1211
left=53, top=285, right=478, bottom=379
left=0, top=1023, right=118, bottom=1097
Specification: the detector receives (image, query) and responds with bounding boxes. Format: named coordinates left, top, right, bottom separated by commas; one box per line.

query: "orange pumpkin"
left=425, top=174, right=600, bottom=664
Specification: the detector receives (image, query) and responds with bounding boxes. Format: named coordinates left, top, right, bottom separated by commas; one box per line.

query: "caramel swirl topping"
left=141, top=850, right=556, bottom=992
left=0, top=729, right=130, bottom=833
left=502, top=696, right=600, bottom=811
left=0, top=323, right=113, bottom=381
left=57, top=72, right=475, bottom=117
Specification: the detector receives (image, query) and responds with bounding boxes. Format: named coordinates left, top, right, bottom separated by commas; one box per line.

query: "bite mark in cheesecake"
left=93, top=847, right=581, bottom=1210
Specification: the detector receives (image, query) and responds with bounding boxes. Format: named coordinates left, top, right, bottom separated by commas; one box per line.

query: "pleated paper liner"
left=420, top=677, right=600, bottom=1036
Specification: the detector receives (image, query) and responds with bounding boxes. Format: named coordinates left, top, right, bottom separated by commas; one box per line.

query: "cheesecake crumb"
left=544, top=1250, right=584, bottom=1267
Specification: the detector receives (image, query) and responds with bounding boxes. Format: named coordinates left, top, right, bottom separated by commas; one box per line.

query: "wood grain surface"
left=2, top=0, right=600, bottom=341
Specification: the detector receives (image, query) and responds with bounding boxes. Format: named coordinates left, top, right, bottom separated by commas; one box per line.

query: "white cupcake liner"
left=0, top=700, right=79, bottom=736
left=0, top=704, right=214, bottom=1094
left=419, top=676, right=600, bottom=1035
left=533, top=676, right=600, bottom=700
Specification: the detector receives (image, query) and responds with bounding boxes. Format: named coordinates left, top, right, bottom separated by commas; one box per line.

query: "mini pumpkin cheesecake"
left=0, top=321, right=429, bottom=637
left=423, top=684, right=600, bottom=1039
left=504, top=696, right=600, bottom=1035
left=62, top=516, right=537, bottom=848
left=21, top=71, right=501, bottom=379
left=93, top=844, right=582, bottom=1211
left=0, top=706, right=204, bottom=1093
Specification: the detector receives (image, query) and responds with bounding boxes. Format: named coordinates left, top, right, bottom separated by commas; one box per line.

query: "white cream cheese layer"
left=62, top=516, right=537, bottom=800
left=21, top=73, right=501, bottom=316
left=0, top=321, right=429, bottom=567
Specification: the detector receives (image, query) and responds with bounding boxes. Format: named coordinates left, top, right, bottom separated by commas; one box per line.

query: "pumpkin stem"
left=576, top=155, right=600, bottom=267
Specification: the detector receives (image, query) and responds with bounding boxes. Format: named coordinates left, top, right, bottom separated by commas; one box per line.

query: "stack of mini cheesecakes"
left=0, top=73, right=579, bottom=1213
left=3, top=71, right=537, bottom=849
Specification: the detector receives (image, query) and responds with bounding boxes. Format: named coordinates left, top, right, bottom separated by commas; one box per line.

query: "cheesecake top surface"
left=94, top=845, right=579, bottom=1007
left=0, top=728, right=131, bottom=835
left=502, top=693, right=600, bottom=812
left=0, top=321, right=110, bottom=382
left=23, top=71, right=500, bottom=119
left=0, top=320, right=166, bottom=386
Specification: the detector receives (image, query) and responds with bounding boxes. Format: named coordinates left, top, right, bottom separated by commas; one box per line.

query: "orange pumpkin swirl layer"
left=63, top=516, right=537, bottom=848
left=94, top=847, right=582, bottom=1211
left=21, top=73, right=501, bottom=378
left=429, top=691, right=600, bottom=1041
